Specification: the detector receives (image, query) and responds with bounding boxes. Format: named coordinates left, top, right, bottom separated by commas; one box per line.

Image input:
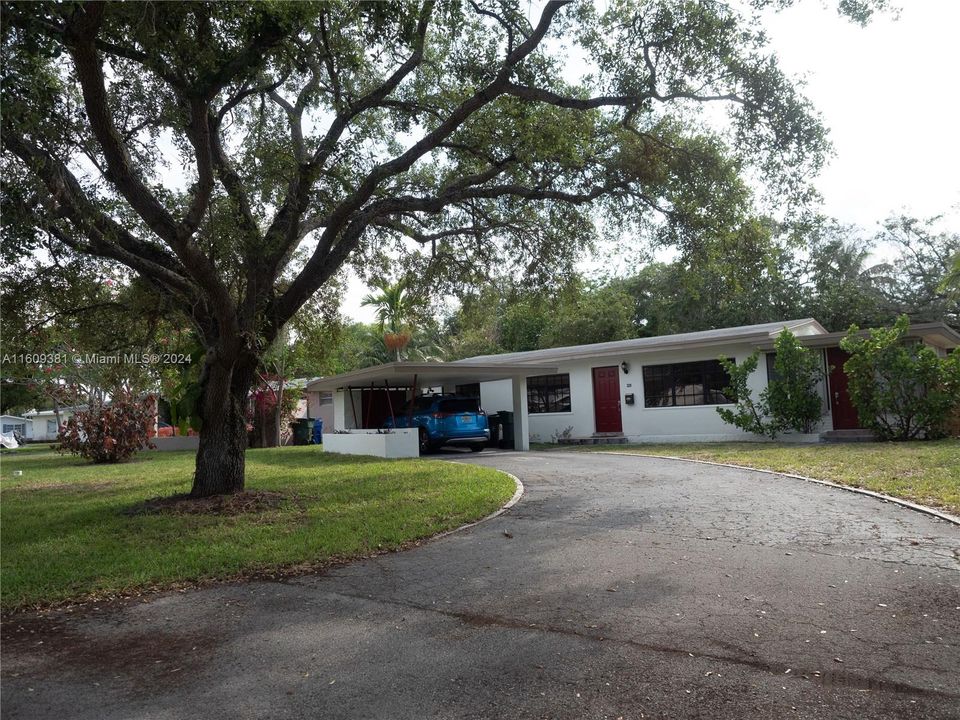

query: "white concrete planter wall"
left=323, top=429, right=419, bottom=458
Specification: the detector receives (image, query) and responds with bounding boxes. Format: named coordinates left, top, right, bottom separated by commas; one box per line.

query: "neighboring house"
left=22, top=397, right=165, bottom=443
left=298, top=380, right=335, bottom=431
left=1, top=415, right=30, bottom=439
left=304, top=388, right=335, bottom=430
left=22, top=406, right=84, bottom=442
left=246, top=378, right=333, bottom=445
left=309, top=319, right=960, bottom=451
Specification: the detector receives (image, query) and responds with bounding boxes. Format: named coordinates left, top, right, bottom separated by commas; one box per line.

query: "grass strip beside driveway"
left=0, top=446, right=514, bottom=612
left=565, top=440, right=960, bottom=516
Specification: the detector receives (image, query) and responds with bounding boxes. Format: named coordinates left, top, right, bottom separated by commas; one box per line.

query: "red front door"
left=826, top=347, right=860, bottom=430
left=592, top=366, right=622, bottom=433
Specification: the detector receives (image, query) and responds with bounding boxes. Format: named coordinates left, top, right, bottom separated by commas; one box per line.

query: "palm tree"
left=361, top=279, right=415, bottom=361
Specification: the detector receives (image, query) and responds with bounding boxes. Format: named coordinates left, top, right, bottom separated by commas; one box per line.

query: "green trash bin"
left=498, top=411, right=514, bottom=450
left=292, top=418, right=312, bottom=446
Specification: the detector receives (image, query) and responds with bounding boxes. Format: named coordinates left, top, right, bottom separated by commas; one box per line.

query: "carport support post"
left=384, top=380, right=396, bottom=426
left=511, top=375, right=529, bottom=451
left=407, top=374, right=418, bottom=425
left=365, top=382, right=375, bottom=428
left=348, top=386, right=359, bottom=429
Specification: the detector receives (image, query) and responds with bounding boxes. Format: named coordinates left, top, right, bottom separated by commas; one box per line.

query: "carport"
left=305, top=361, right=559, bottom=452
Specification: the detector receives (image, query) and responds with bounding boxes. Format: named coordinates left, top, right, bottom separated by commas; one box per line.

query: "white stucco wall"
left=478, top=379, right=512, bottom=415
left=26, top=412, right=73, bottom=442
left=304, top=391, right=335, bottom=431
left=334, top=388, right=366, bottom=429
left=330, top=389, right=359, bottom=430
left=481, top=343, right=833, bottom=443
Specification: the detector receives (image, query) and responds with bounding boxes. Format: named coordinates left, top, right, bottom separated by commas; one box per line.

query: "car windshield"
left=438, top=398, right=480, bottom=413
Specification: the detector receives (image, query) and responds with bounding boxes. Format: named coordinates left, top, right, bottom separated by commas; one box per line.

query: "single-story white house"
left=306, top=318, right=960, bottom=456
left=22, top=406, right=83, bottom=442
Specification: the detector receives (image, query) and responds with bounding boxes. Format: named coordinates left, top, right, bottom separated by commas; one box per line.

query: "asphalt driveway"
left=2, top=452, right=958, bottom=719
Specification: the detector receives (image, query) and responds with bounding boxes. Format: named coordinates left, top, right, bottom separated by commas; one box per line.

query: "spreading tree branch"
left=272, top=0, right=572, bottom=328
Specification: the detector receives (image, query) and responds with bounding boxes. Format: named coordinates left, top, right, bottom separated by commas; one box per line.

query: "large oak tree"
left=2, top=0, right=871, bottom=496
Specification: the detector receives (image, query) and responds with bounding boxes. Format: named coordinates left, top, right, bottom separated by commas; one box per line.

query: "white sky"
left=339, top=1, right=960, bottom=321
left=764, top=1, right=960, bottom=225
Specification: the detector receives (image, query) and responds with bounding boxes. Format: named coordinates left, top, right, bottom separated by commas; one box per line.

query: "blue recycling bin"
left=311, top=418, right=323, bottom=445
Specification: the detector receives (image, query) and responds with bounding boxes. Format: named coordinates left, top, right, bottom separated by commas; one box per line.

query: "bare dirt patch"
left=125, top=490, right=292, bottom=516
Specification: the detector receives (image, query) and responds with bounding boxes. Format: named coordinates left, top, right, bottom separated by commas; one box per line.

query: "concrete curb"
left=594, top=451, right=960, bottom=527
left=430, top=466, right=524, bottom=541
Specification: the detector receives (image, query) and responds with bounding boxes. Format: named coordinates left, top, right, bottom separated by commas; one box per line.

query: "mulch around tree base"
left=125, top=491, right=291, bottom=516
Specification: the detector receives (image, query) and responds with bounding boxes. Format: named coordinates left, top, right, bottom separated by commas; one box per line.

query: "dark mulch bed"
left=125, top=491, right=291, bottom=516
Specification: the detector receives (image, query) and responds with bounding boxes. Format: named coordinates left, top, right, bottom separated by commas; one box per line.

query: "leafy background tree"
left=443, top=277, right=634, bottom=358
left=361, top=278, right=423, bottom=361
left=871, top=214, right=960, bottom=327
left=440, top=209, right=959, bottom=359
left=0, top=253, right=193, bottom=417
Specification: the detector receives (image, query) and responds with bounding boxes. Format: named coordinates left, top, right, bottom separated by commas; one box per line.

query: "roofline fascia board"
left=305, top=362, right=560, bottom=392
left=459, top=319, right=824, bottom=366
left=477, top=332, right=786, bottom=366
left=753, top=322, right=960, bottom=351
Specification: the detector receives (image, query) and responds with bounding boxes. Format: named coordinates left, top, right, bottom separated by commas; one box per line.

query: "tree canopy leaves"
left=2, top=0, right=841, bottom=360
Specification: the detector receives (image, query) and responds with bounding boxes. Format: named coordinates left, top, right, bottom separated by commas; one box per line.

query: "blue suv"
left=383, top=395, right=489, bottom=454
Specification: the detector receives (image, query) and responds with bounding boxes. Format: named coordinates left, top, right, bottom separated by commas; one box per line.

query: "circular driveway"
left=3, top=452, right=959, bottom=719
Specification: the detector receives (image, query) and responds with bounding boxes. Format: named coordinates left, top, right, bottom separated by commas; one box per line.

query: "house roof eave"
left=305, top=361, right=561, bottom=392
left=456, top=319, right=824, bottom=367
left=752, top=321, right=960, bottom=351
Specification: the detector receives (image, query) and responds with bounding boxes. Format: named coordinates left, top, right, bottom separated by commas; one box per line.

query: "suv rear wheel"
left=418, top=427, right=433, bottom=455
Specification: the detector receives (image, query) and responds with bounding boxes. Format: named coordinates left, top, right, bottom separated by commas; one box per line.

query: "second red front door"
left=592, top=366, right=622, bottom=433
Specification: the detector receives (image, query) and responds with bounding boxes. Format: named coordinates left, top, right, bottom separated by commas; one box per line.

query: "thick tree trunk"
left=191, top=354, right=256, bottom=497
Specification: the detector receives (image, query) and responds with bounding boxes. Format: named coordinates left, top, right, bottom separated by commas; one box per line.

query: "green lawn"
left=0, top=446, right=514, bottom=612
left=563, top=440, right=960, bottom=516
